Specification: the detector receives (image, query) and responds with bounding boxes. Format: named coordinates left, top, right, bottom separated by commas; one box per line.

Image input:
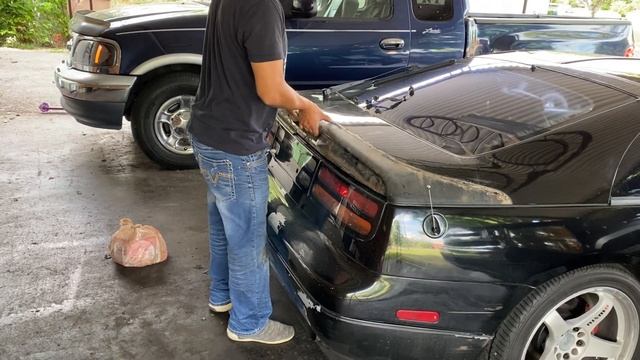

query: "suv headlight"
left=70, top=36, right=120, bottom=74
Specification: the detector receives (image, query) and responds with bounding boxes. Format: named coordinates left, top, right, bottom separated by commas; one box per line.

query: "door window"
left=316, top=0, right=392, bottom=19
left=412, top=0, right=453, bottom=21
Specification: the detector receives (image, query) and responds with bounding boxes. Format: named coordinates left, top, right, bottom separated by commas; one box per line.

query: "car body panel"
left=294, top=57, right=640, bottom=206
left=268, top=239, right=494, bottom=360
left=408, top=0, right=467, bottom=67
left=265, top=57, right=640, bottom=359
left=285, top=0, right=412, bottom=89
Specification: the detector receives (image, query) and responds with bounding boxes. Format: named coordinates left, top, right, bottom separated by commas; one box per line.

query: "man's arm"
left=251, top=60, right=330, bottom=136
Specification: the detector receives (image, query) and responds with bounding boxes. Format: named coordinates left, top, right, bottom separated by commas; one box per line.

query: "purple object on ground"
left=39, top=102, right=64, bottom=113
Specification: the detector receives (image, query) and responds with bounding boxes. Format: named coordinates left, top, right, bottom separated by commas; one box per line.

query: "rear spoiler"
left=71, top=10, right=110, bottom=36
left=278, top=108, right=512, bottom=206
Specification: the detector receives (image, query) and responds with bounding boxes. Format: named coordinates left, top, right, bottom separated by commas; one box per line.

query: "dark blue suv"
left=55, top=0, right=635, bottom=168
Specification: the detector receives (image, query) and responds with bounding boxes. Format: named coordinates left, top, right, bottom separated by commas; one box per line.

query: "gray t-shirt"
left=189, top=0, right=287, bottom=155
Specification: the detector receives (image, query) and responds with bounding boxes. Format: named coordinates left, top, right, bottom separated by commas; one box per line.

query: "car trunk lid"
left=272, top=98, right=512, bottom=208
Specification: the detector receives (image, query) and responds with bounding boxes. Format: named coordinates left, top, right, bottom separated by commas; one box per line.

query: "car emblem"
left=423, top=27, right=441, bottom=35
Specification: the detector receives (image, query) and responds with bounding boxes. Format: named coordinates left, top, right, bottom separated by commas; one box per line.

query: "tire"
left=491, top=264, right=640, bottom=360
left=131, top=72, right=199, bottom=169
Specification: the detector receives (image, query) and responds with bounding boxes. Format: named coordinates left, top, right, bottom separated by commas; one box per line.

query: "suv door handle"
left=380, top=38, right=405, bottom=50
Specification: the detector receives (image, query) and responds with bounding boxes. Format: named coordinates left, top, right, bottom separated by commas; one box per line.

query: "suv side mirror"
left=282, top=0, right=317, bottom=18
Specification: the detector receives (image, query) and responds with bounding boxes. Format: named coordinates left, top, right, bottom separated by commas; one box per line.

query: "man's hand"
left=297, top=100, right=330, bottom=136
left=250, top=60, right=331, bottom=136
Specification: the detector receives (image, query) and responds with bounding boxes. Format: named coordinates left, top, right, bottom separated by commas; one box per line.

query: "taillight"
left=312, top=167, right=382, bottom=236
left=624, top=46, right=634, bottom=58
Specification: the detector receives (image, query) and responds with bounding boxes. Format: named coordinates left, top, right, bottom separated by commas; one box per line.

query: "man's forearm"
left=251, top=60, right=314, bottom=112
left=259, top=80, right=312, bottom=112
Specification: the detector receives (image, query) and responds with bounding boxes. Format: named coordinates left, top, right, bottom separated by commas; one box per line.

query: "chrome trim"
left=379, top=38, right=405, bottom=50
left=286, top=29, right=414, bottom=32
left=54, top=62, right=136, bottom=102
left=70, top=35, right=122, bottom=75
left=610, top=197, right=640, bottom=206
left=116, top=28, right=206, bottom=36
left=130, top=53, right=203, bottom=75
left=116, top=28, right=414, bottom=35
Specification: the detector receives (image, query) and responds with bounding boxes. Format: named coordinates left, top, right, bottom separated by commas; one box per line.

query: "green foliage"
left=611, top=0, right=640, bottom=15
left=0, top=0, right=70, bottom=47
left=579, top=0, right=613, bottom=16
left=558, top=0, right=639, bottom=16
left=0, top=1, right=34, bottom=45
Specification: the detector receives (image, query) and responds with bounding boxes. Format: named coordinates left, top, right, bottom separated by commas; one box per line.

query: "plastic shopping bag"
left=109, top=218, right=168, bottom=267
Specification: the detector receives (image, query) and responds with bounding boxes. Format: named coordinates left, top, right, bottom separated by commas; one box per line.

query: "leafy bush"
left=0, top=0, right=70, bottom=47
left=611, top=0, right=640, bottom=15
left=0, top=1, right=35, bottom=45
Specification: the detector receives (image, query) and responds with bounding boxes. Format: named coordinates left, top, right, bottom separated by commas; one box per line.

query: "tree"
left=611, top=0, right=640, bottom=16
left=579, top=0, right=613, bottom=16
left=0, top=0, right=69, bottom=47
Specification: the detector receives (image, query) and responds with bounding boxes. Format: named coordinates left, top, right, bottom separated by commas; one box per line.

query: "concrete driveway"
left=0, top=48, right=326, bottom=360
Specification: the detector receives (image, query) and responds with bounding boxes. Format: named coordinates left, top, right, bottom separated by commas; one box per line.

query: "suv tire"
left=131, top=72, right=199, bottom=169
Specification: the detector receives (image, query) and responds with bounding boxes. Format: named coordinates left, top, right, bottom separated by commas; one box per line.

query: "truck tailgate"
left=471, top=14, right=634, bottom=57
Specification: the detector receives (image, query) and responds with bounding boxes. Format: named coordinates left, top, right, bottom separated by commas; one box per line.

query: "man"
left=187, top=0, right=329, bottom=345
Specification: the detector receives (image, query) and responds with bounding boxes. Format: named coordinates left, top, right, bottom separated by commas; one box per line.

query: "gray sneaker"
left=226, top=320, right=295, bottom=344
left=208, top=302, right=232, bottom=313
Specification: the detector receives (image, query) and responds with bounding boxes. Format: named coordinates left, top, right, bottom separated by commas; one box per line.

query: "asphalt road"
left=0, top=47, right=326, bottom=360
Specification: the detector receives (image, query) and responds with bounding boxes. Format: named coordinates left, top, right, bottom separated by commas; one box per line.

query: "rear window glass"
left=412, top=0, right=453, bottom=21
left=345, top=58, right=633, bottom=156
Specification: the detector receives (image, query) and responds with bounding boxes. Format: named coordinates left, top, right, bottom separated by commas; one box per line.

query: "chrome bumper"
left=54, top=61, right=136, bottom=103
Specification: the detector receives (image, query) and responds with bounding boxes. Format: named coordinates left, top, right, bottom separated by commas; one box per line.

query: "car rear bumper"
left=54, top=62, right=136, bottom=129
left=267, top=241, right=492, bottom=360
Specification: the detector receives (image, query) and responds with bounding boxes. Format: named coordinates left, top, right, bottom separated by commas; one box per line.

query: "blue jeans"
left=191, top=136, right=272, bottom=335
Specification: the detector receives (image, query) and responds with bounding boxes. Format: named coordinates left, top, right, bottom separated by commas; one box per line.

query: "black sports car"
left=266, top=53, right=640, bottom=360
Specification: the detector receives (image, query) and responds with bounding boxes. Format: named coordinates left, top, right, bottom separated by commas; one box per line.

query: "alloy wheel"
left=521, top=287, right=639, bottom=360
left=154, top=95, right=195, bottom=155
